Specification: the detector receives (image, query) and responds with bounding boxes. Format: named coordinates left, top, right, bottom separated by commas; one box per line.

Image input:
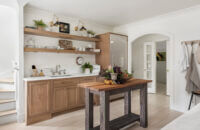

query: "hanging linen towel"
left=195, top=44, right=200, bottom=64
left=179, top=42, right=190, bottom=72
left=185, top=53, right=200, bottom=93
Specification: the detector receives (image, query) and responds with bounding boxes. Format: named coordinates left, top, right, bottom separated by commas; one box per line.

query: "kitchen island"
left=79, top=78, right=151, bottom=130
left=24, top=73, right=99, bottom=125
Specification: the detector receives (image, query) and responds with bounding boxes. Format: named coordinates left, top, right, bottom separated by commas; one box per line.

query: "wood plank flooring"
left=0, top=91, right=182, bottom=130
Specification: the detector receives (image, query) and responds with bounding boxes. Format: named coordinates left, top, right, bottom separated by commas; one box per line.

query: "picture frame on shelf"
left=59, top=22, right=70, bottom=33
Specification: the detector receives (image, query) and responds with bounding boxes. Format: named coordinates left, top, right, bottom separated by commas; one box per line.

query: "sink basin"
left=50, top=74, right=72, bottom=77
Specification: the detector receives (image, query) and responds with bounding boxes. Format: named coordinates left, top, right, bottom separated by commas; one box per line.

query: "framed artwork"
left=156, top=52, right=166, bottom=61
left=59, top=22, right=70, bottom=33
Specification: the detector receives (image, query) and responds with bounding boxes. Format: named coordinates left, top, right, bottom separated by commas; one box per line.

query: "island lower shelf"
left=93, top=113, right=140, bottom=130
left=25, top=76, right=99, bottom=125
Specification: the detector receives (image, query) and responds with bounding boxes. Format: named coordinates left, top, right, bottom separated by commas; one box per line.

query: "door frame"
left=129, top=32, right=174, bottom=110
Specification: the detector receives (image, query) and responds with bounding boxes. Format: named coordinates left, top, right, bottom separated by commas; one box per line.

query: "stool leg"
left=188, top=92, right=194, bottom=110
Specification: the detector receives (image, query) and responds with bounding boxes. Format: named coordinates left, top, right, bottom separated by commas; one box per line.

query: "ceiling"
left=27, top=0, right=200, bottom=27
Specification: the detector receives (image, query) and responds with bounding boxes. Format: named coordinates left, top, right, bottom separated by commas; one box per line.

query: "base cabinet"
left=79, top=76, right=98, bottom=105
left=25, top=76, right=97, bottom=125
left=52, top=78, right=79, bottom=112
left=26, top=80, right=51, bottom=125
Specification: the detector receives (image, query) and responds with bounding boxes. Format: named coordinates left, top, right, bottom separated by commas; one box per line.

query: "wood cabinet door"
left=27, top=80, right=51, bottom=117
left=66, top=86, right=78, bottom=109
left=53, top=87, right=67, bottom=112
left=77, top=88, right=85, bottom=106
left=78, top=77, right=97, bottom=106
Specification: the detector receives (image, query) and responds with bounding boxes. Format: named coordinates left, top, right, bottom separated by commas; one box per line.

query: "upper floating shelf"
left=24, top=28, right=100, bottom=42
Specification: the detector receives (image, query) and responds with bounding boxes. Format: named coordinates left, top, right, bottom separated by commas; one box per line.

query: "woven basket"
left=59, top=40, right=75, bottom=50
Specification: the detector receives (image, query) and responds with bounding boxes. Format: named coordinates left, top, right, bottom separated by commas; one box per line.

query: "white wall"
left=24, top=6, right=113, bottom=77
left=0, top=5, right=18, bottom=78
left=113, top=5, right=200, bottom=112
left=132, top=34, right=168, bottom=79
left=0, top=0, right=18, bottom=10
left=156, top=41, right=166, bottom=84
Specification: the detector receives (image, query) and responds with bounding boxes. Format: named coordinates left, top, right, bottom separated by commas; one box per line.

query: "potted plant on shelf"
left=87, top=30, right=96, bottom=37
left=81, top=62, right=93, bottom=74
left=33, top=19, right=47, bottom=31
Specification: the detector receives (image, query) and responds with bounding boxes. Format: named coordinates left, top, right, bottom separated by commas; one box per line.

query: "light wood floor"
left=0, top=91, right=182, bottom=130
left=157, top=82, right=166, bottom=95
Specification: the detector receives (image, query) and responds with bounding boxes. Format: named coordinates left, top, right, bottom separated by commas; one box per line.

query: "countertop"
left=24, top=73, right=99, bottom=81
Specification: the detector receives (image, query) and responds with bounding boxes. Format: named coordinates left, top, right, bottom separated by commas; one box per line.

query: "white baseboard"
left=17, top=112, right=25, bottom=123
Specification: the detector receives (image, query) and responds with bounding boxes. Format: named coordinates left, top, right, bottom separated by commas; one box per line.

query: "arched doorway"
left=130, top=33, right=174, bottom=107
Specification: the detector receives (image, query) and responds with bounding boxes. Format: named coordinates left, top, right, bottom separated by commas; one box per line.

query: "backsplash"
left=24, top=51, right=96, bottom=77
left=24, top=6, right=113, bottom=77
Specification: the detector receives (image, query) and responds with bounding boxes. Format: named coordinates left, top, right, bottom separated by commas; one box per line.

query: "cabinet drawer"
left=79, top=76, right=96, bottom=83
left=53, top=78, right=78, bottom=87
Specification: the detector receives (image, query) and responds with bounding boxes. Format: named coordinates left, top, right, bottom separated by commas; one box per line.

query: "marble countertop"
left=24, top=73, right=99, bottom=81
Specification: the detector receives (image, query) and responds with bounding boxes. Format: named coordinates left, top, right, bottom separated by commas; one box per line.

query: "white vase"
left=111, top=73, right=117, bottom=80
left=50, top=26, right=59, bottom=32
left=85, top=68, right=90, bottom=74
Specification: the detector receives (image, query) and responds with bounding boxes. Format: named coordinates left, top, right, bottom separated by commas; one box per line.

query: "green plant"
left=101, top=68, right=114, bottom=80
left=81, top=62, right=93, bottom=72
left=33, top=19, right=47, bottom=28
left=87, top=30, right=95, bottom=35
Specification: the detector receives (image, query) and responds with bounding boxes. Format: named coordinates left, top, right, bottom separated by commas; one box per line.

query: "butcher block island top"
left=78, top=78, right=152, bottom=130
left=78, top=78, right=152, bottom=91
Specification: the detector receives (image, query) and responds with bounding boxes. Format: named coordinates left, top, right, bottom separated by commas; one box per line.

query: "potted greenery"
left=33, top=19, right=47, bottom=31
left=87, top=30, right=96, bottom=37
left=81, top=62, right=93, bottom=74
left=101, top=66, right=132, bottom=85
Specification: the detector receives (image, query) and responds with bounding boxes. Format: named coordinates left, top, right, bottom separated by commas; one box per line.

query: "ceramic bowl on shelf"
left=35, top=45, right=45, bottom=48
left=93, top=49, right=101, bottom=52
left=25, top=45, right=35, bottom=48
left=47, top=46, right=58, bottom=49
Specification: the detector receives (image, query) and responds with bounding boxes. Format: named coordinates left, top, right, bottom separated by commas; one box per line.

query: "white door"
left=144, top=42, right=156, bottom=93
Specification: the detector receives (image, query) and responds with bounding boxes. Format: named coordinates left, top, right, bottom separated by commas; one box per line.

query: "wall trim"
left=17, top=113, right=25, bottom=123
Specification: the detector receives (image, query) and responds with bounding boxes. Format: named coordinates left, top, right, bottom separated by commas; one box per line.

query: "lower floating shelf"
left=24, top=48, right=100, bottom=55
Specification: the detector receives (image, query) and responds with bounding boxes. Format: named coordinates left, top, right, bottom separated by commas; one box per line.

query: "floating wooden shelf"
left=24, top=28, right=100, bottom=42
left=24, top=48, right=100, bottom=55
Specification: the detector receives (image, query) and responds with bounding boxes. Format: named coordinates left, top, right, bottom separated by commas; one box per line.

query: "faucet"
left=56, top=65, right=61, bottom=73
left=59, top=69, right=66, bottom=75
left=52, top=65, right=66, bottom=75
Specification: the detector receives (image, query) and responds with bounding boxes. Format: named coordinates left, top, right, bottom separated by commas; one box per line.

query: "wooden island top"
left=78, top=78, right=152, bottom=91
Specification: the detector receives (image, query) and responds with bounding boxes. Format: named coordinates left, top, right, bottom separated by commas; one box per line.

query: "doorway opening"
left=131, top=34, right=170, bottom=96
left=156, top=41, right=167, bottom=95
